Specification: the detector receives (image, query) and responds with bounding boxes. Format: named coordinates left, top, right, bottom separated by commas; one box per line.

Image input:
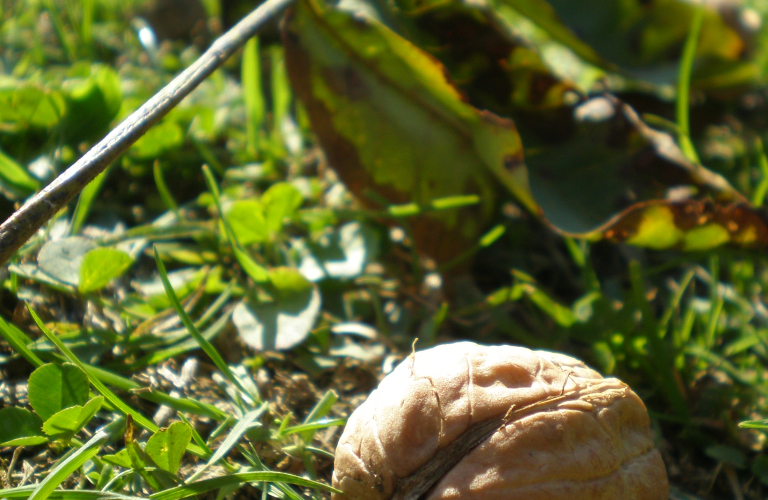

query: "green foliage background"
left=2, top=0, right=768, bottom=499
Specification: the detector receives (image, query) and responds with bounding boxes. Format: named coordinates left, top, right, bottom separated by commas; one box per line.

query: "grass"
left=1, top=1, right=768, bottom=499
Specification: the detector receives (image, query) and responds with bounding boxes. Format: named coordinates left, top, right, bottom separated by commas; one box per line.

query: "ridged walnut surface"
left=332, top=342, right=669, bottom=500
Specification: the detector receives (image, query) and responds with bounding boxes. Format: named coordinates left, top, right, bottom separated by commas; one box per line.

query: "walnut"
left=332, top=342, right=668, bottom=500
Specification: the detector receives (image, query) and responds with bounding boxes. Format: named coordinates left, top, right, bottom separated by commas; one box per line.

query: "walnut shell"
left=332, top=342, right=669, bottom=500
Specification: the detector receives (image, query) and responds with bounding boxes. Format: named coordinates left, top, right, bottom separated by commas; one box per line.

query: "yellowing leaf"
left=597, top=201, right=768, bottom=251
left=625, top=205, right=684, bottom=250
left=284, top=0, right=538, bottom=263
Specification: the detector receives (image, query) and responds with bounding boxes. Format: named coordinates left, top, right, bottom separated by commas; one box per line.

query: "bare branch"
left=0, top=0, right=297, bottom=266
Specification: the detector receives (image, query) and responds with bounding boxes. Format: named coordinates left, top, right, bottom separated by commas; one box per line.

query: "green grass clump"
left=2, top=1, right=768, bottom=499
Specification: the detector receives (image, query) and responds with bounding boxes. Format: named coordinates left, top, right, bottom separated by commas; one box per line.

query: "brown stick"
left=0, top=0, right=297, bottom=266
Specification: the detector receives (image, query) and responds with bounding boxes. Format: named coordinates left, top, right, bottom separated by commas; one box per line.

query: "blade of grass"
left=80, top=363, right=227, bottom=421
left=242, top=37, right=265, bottom=157
left=752, top=138, right=768, bottom=207
left=26, top=305, right=208, bottom=458
left=277, top=418, right=345, bottom=438
left=133, top=308, right=232, bottom=367
left=153, top=161, right=180, bottom=218
left=271, top=45, right=292, bottom=128
left=298, top=390, right=337, bottom=442
left=153, top=246, right=260, bottom=403
left=101, top=221, right=213, bottom=245
left=42, top=0, right=76, bottom=62
left=0, top=313, right=44, bottom=367
left=0, top=317, right=223, bottom=421
left=178, top=412, right=211, bottom=456
left=628, top=262, right=689, bottom=419
left=80, top=0, right=93, bottom=47
left=658, top=268, right=696, bottom=338
left=304, top=445, right=334, bottom=460
left=0, top=488, right=142, bottom=500
left=705, top=296, right=725, bottom=349
left=439, top=223, right=506, bottom=273
left=70, top=166, right=110, bottom=235
left=201, top=165, right=269, bottom=282
left=27, top=420, right=122, bottom=500
left=149, top=471, right=341, bottom=500
left=739, top=420, right=768, bottom=429
left=676, top=5, right=704, bottom=164
left=686, top=344, right=765, bottom=390
left=239, top=445, right=302, bottom=500
left=187, top=404, right=268, bottom=482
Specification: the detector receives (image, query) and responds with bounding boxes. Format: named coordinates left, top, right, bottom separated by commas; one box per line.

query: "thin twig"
left=0, top=0, right=297, bottom=266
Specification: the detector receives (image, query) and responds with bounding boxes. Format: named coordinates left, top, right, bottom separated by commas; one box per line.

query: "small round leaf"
left=28, top=363, right=89, bottom=421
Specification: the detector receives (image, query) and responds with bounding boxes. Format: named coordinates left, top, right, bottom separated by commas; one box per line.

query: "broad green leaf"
left=705, top=444, right=747, bottom=469
left=0, top=147, right=40, bottom=193
left=37, top=237, right=97, bottom=287
left=41, top=396, right=104, bottom=442
left=79, top=247, right=134, bottom=293
left=268, top=266, right=314, bottom=300
left=0, top=83, right=66, bottom=130
left=525, top=94, right=744, bottom=235
left=130, top=121, right=185, bottom=159
left=233, top=246, right=270, bottom=282
left=124, top=416, right=165, bottom=492
left=495, top=0, right=613, bottom=71
left=224, top=200, right=269, bottom=245
left=103, top=449, right=132, bottom=468
left=296, top=222, right=373, bottom=281
left=752, top=455, right=768, bottom=486
left=42, top=407, right=83, bottom=441
left=28, top=363, right=90, bottom=421
left=284, top=0, right=538, bottom=263
left=286, top=0, right=760, bottom=254
left=74, top=395, right=105, bottom=431
left=261, top=182, right=303, bottom=235
left=384, top=0, right=584, bottom=122
left=535, top=0, right=757, bottom=88
left=0, top=313, right=44, bottom=368
left=62, top=64, right=123, bottom=143
left=145, top=422, right=192, bottom=474
left=233, top=267, right=321, bottom=350
left=0, top=407, right=46, bottom=447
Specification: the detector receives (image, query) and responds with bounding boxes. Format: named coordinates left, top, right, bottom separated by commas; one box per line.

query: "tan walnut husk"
left=332, top=342, right=669, bottom=500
